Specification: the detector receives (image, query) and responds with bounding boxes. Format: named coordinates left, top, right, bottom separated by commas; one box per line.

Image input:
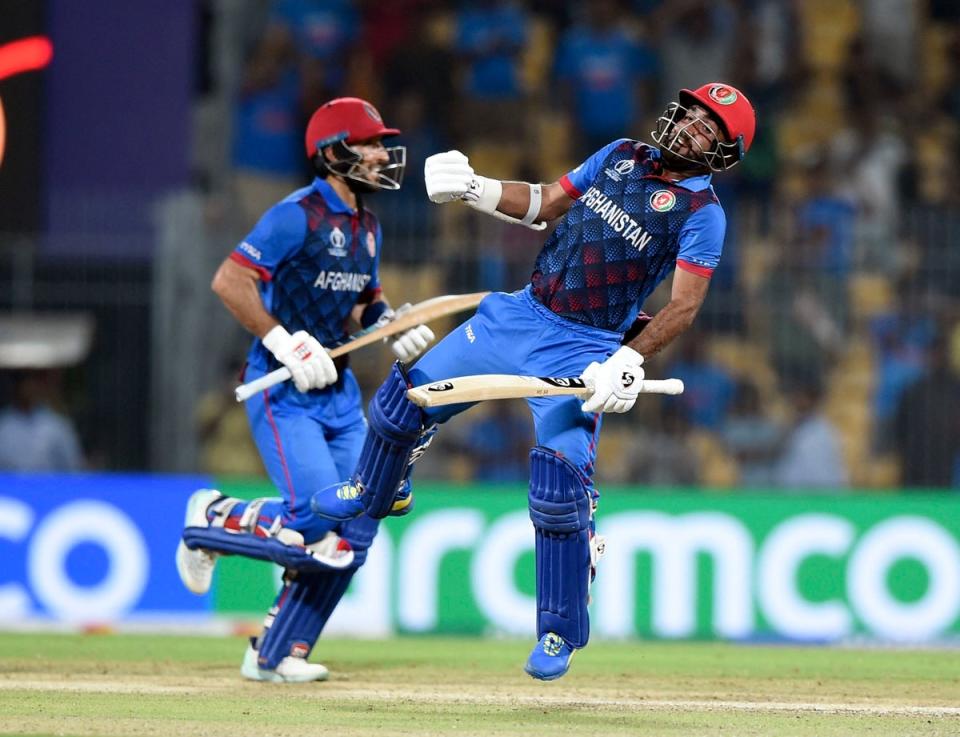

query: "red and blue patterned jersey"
left=531, top=140, right=725, bottom=333
left=229, top=177, right=382, bottom=370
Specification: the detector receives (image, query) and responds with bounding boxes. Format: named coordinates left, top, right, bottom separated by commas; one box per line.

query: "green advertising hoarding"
left=214, top=480, right=960, bottom=643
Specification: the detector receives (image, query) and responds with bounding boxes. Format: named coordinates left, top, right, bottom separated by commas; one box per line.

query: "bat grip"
left=640, top=378, right=684, bottom=395
left=235, top=367, right=291, bottom=402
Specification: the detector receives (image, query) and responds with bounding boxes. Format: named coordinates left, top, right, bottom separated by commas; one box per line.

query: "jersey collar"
left=646, top=148, right=713, bottom=191
left=312, top=177, right=356, bottom=214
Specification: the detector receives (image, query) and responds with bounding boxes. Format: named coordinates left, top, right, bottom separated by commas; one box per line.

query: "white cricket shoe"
left=240, top=643, right=329, bottom=683
left=175, top=488, right=223, bottom=595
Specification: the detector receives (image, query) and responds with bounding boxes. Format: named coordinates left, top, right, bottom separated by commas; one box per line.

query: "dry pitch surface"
left=0, top=633, right=958, bottom=737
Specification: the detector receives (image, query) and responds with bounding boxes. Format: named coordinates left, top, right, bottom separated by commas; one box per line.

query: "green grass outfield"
left=0, top=633, right=958, bottom=737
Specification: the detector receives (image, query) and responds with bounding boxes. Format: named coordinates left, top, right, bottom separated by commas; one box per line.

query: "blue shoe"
left=310, top=481, right=365, bottom=522
left=524, top=633, right=576, bottom=681
left=389, top=479, right=415, bottom=517
left=311, top=480, right=415, bottom=521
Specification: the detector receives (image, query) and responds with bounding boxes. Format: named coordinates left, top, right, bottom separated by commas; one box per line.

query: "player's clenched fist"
left=424, top=150, right=475, bottom=203
left=262, top=325, right=337, bottom=393
left=579, top=346, right=645, bottom=414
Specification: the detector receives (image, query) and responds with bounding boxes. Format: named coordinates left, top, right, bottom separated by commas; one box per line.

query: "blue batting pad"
left=257, top=568, right=355, bottom=670
left=337, top=512, right=380, bottom=569
left=357, top=362, right=423, bottom=519
left=182, top=526, right=341, bottom=573
left=528, top=446, right=593, bottom=648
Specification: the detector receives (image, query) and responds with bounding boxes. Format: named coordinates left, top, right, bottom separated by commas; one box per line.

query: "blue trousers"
left=241, top=366, right=367, bottom=542
left=409, top=287, right=622, bottom=485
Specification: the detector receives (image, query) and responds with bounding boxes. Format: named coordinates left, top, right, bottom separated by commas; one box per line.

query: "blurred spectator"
left=381, top=9, right=457, bottom=141
left=720, top=381, right=782, bottom=487
left=868, top=279, right=937, bottom=450
left=795, top=155, right=858, bottom=280
left=0, top=370, right=84, bottom=472
left=830, top=101, right=908, bottom=274
left=268, top=0, right=360, bottom=109
left=858, top=0, right=918, bottom=90
left=893, top=333, right=960, bottom=488
left=553, top=0, right=658, bottom=159
left=230, top=24, right=306, bottom=229
left=656, top=0, right=738, bottom=104
left=454, top=0, right=529, bottom=142
left=664, top=331, right=736, bottom=430
left=774, top=377, right=848, bottom=489
left=465, top=401, right=533, bottom=482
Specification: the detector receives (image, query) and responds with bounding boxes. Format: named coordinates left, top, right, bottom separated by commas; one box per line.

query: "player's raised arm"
left=424, top=150, right=575, bottom=229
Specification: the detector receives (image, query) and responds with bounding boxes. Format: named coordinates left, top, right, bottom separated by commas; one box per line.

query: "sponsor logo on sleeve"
left=239, top=241, right=262, bottom=261
left=366, top=231, right=377, bottom=258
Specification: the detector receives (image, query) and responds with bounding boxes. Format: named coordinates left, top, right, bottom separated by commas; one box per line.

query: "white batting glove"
left=579, top=346, right=645, bottom=414
left=380, top=303, right=435, bottom=362
left=424, top=150, right=474, bottom=203
left=262, top=325, right=337, bottom=393
left=392, top=325, right=435, bottom=361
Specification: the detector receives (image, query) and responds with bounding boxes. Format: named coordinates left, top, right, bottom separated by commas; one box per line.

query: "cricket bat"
left=235, top=292, right=489, bottom=401
left=406, top=374, right=684, bottom=407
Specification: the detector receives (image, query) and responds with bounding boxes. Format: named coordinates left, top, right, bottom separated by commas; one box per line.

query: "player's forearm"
left=625, top=299, right=699, bottom=358
left=496, top=181, right=570, bottom=222
left=212, top=263, right=278, bottom=339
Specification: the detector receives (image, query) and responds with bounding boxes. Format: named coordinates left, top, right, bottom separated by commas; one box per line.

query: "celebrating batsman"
left=175, top=97, right=433, bottom=683
left=312, top=82, right=756, bottom=679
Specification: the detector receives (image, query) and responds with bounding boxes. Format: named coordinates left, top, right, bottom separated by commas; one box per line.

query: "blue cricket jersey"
left=531, top=140, right=726, bottom=333
left=230, top=177, right=383, bottom=371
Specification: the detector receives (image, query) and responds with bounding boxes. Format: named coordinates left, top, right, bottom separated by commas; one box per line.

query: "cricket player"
left=176, top=97, right=434, bottom=683
left=312, top=82, right=756, bottom=680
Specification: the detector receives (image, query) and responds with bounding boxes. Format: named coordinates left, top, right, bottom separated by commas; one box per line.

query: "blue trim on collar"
left=312, top=177, right=355, bottom=214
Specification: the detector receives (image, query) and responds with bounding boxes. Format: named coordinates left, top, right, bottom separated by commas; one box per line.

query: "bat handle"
left=235, top=367, right=291, bottom=402
left=640, top=378, right=684, bottom=395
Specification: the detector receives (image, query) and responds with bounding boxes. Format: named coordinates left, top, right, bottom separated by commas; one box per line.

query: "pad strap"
left=528, top=446, right=593, bottom=648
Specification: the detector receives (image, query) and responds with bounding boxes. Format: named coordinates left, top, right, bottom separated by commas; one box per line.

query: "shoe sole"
left=176, top=489, right=221, bottom=595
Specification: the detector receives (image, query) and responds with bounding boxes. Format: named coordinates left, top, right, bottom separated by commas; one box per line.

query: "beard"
left=658, top=146, right=710, bottom=176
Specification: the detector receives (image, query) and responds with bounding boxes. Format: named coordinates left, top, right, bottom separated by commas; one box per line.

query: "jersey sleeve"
left=229, top=201, right=307, bottom=282
left=676, top=203, right=726, bottom=278
left=559, top=138, right=630, bottom=199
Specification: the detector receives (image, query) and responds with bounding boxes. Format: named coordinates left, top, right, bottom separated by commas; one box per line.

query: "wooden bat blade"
left=328, top=291, right=488, bottom=358
left=407, top=375, right=589, bottom=407
left=407, top=375, right=684, bottom=407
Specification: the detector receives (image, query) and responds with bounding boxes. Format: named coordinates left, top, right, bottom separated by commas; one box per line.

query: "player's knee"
left=368, top=362, right=423, bottom=443
left=528, top=447, right=592, bottom=534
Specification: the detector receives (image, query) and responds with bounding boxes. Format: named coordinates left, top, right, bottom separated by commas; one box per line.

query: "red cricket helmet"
left=652, top=82, right=756, bottom=171
left=304, top=97, right=400, bottom=158
left=304, top=97, right=405, bottom=191
left=679, top=82, right=756, bottom=155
